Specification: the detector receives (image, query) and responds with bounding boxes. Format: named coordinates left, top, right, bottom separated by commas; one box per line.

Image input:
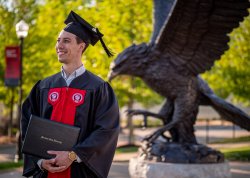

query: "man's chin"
left=58, top=58, right=66, bottom=63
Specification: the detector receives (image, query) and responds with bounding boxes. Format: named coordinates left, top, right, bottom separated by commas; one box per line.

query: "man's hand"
left=41, top=151, right=74, bottom=173
left=49, top=151, right=73, bottom=168
left=41, top=158, right=66, bottom=173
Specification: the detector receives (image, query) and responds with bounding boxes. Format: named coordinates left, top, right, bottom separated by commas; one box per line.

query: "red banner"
left=4, top=46, right=20, bottom=87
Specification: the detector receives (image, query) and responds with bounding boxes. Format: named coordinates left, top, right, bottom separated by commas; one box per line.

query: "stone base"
left=129, top=157, right=231, bottom=178
left=138, top=140, right=224, bottom=163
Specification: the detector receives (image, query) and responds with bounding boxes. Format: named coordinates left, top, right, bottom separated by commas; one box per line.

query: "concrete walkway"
left=0, top=125, right=249, bottom=178
left=0, top=162, right=249, bottom=178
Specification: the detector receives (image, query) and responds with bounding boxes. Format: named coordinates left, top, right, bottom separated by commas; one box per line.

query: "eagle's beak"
left=108, top=62, right=118, bottom=82
left=108, top=70, right=118, bottom=82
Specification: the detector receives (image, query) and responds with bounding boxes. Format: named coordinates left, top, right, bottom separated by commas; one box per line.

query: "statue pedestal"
left=129, top=157, right=231, bottom=178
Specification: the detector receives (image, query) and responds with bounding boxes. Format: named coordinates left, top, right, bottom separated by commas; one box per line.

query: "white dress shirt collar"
left=61, top=64, right=86, bottom=86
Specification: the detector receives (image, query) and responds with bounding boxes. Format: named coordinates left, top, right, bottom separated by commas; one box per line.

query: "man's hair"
left=75, top=36, right=89, bottom=54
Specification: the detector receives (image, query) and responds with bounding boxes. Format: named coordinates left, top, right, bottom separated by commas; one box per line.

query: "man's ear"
left=80, top=43, right=84, bottom=50
left=82, top=43, right=89, bottom=54
left=78, top=43, right=84, bottom=53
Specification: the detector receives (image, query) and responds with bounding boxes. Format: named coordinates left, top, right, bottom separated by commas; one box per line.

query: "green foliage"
left=0, top=0, right=40, bottom=106
left=0, top=5, right=15, bottom=100
left=0, top=0, right=162, bottom=112
left=80, top=0, right=163, bottom=107
left=202, top=11, right=250, bottom=106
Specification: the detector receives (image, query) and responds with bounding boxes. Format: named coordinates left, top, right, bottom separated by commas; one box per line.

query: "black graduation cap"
left=64, top=10, right=113, bottom=57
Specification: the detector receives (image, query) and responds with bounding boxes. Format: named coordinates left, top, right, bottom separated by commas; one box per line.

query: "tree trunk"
left=127, top=98, right=134, bottom=145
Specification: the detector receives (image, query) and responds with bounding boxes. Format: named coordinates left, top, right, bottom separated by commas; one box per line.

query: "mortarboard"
left=64, top=10, right=113, bottom=57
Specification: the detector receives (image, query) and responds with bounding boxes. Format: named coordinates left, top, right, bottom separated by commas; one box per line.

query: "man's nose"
left=56, top=40, right=64, bottom=48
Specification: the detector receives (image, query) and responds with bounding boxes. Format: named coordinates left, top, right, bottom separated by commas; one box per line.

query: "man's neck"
left=62, top=62, right=83, bottom=77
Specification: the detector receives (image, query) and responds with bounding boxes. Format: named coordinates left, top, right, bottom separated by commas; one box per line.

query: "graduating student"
left=21, top=11, right=120, bottom=178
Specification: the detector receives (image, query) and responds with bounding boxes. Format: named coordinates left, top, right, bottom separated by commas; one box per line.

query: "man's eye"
left=64, top=40, right=70, bottom=43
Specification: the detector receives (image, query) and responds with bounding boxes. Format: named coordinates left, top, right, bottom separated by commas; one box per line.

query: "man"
left=21, top=11, right=120, bottom=178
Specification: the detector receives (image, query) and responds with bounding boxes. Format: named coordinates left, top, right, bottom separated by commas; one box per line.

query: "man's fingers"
left=47, top=158, right=56, bottom=164
left=48, top=165, right=67, bottom=173
left=42, top=158, right=56, bottom=168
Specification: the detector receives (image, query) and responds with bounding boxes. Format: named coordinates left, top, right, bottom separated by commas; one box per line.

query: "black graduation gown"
left=21, top=70, right=120, bottom=178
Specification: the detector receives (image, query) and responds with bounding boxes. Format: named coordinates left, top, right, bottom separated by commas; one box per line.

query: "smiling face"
left=55, top=30, right=85, bottom=64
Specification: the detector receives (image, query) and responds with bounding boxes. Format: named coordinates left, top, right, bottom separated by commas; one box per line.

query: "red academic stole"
left=47, top=87, right=86, bottom=178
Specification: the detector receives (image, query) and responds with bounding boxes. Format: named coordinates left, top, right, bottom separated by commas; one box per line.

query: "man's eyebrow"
left=57, top=37, right=72, bottom=40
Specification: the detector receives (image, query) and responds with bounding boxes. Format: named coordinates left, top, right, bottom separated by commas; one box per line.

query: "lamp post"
left=15, top=20, right=29, bottom=162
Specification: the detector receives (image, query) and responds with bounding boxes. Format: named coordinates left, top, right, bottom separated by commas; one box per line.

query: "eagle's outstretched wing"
left=150, top=0, right=175, bottom=42
left=207, top=93, right=250, bottom=130
left=152, top=0, right=250, bottom=75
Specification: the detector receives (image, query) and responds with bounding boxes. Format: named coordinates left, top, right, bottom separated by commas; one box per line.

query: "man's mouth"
left=57, top=51, right=66, bottom=56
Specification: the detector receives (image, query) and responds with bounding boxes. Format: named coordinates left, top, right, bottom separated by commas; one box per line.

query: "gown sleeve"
left=72, top=82, right=120, bottom=178
left=21, top=81, right=46, bottom=177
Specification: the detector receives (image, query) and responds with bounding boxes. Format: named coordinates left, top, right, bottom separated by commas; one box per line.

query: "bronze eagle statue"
left=108, top=0, right=250, bottom=163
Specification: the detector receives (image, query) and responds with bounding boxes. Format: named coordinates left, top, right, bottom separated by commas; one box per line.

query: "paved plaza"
left=0, top=125, right=249, bottom=178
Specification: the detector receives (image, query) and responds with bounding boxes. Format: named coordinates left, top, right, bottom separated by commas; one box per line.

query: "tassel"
left=96, top=28, right=114, bottom=57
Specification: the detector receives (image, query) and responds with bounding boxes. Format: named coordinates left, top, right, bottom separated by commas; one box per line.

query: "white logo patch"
left=72, top=93, right=83, bottom=103
left=49, top=92, right=59, bottom=102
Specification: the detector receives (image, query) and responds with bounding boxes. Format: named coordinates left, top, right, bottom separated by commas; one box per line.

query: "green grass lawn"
left=221, top=147, right=250, bottom=162
left=0, top=136, right=248, bottom=171
left=115, top=136, right=250, bottom=162
left=0, top=161, right=23, bottom=171
left=115, top=145, right=139, bottom=154
left=211, top=136, right=250, bottom=161
left=115, top=145, right=250, bottom=162
left=211, top=136, right=250, bottom=144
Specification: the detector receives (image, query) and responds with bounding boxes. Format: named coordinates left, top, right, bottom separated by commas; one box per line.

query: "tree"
left=0, top=0, right=163, bottom=145
left=1, top=0, right=162, bottom=107
left=80, top=0, right=163, bottom=109
left=74, top=0, right=163, bottom=144
left=202, top=12, right=250, bottom=106
left=0, top=0, right=41, bottom=102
